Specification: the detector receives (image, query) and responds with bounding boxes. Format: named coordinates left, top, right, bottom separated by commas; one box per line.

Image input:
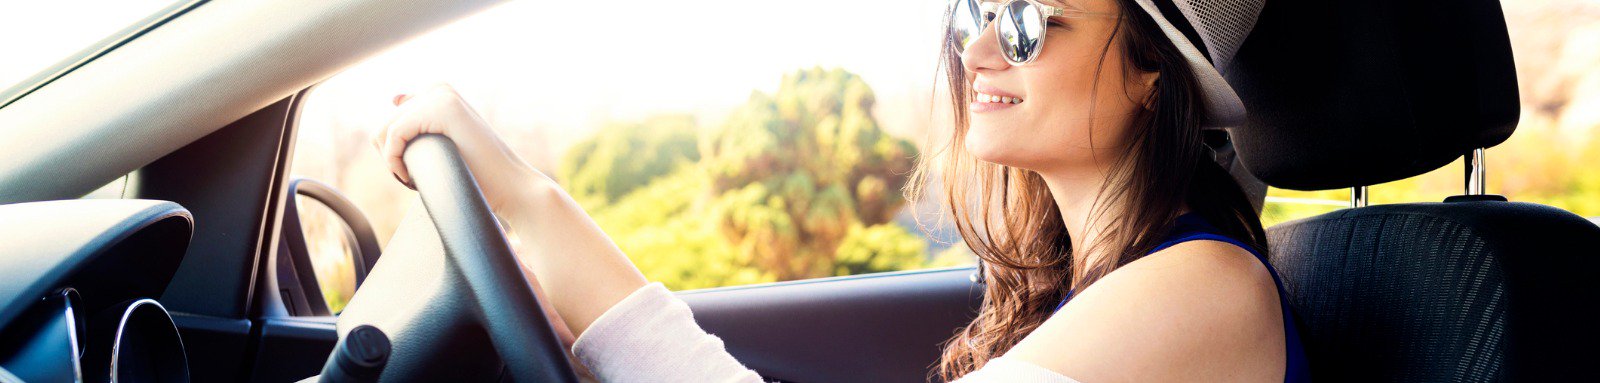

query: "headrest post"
left=1465, top=148, right=1487, bottom=195
left=1350, top=186, right=1369, bottom=208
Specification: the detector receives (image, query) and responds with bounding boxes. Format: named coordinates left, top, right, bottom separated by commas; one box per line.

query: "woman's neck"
left=1038, top=166, right=1114, bottom=279
left=1038, top=164, right=1193, bottom=283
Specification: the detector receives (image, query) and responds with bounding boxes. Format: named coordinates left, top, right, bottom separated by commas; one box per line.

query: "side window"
left=1264, top=1, right=1600, bottom=226
left=291, top=0, right=1600, bottom=292
left=285, top=88, right=409, bottom=315
left=1264, top=126, right=1600, bottom=227
left=290, top=0, right=971, bottom=292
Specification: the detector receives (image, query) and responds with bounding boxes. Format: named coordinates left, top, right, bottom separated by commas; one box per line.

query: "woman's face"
left=959, top=0, right=1154, bottom=173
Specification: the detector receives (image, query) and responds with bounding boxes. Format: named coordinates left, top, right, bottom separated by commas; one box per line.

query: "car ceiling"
left=0, top=0, right=507, bottom=204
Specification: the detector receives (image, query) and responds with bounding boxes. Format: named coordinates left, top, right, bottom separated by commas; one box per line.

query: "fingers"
left=381, top=108, right=435, bottom=188
left=370, top=93, right=411, bottom=151
left=374, top=84, right=465, bottom=190
left=377, top=90, right=439, bottom=188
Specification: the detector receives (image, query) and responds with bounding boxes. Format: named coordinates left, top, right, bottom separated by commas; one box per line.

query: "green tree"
left=563, top=67, right=929, bottom=289
left=560, top=114, right=700, bottom=205
left=702, top=67, right=920, bottom=280
left=834, top=223, right=928, bottom=276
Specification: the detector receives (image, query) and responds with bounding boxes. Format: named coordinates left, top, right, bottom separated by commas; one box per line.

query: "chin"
left=963, top=132, right=1026, bottom=168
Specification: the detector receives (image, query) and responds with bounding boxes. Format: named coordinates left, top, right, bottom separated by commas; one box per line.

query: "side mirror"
left=278, top=178, right=382, bottom=316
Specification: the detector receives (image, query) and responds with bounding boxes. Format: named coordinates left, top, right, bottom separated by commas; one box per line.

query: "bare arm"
left=500, top=177, right=649, bottom=336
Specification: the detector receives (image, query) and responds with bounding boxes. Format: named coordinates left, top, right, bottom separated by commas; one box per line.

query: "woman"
left=373, top=0, right=1309, bottom=381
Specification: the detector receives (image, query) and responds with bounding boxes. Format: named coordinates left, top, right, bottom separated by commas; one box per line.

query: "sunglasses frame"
left=951, top=0, right=1120, bottom=65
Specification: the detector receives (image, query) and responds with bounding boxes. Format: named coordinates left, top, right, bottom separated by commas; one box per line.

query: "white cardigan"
left=572, top=282, right=1081, bottom=383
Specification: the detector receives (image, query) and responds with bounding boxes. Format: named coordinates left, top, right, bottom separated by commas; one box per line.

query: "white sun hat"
left=1131, top=0, right=1265, bottom=128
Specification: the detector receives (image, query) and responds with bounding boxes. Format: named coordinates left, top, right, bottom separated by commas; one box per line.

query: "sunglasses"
left=949, top=0, right=1119, bottom=65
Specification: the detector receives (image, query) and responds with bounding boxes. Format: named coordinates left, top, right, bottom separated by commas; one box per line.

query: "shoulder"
left=1003, top=240, right=1285, bottom=382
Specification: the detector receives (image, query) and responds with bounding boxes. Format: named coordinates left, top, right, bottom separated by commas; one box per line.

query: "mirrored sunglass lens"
left=997, top=0, right=1044, bottom=63
left=951, top=0, right=984, bottom=51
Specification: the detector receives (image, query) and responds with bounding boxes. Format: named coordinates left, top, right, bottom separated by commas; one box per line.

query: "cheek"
left=965, top=81, right=1103, bottom=168
left=1030, top=57, right=1104, bottom=120
left=962, top=36, right=1138, bottom=169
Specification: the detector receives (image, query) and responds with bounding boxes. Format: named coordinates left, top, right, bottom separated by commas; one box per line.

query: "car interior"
left=1, top=0, right=1596, bottom=382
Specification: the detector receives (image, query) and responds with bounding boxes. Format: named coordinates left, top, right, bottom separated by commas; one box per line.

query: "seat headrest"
left=1224, top=0, right=1520, bottom=190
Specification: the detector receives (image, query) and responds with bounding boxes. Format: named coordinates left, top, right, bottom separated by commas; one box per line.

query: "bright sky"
left=301, top=0, right=952, bottom=151
left=3, top=0, right=950, bottom=139
left=0, top=0, right=178, bottom=92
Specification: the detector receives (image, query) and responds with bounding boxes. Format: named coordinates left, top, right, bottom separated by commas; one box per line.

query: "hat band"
left=1151, top=0, right=1212, bottom=64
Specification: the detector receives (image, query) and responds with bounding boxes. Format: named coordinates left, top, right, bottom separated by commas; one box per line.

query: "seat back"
left=1227, top=0, right=1600, bottom=380
left=1268, top=202, right=1600, bottom=380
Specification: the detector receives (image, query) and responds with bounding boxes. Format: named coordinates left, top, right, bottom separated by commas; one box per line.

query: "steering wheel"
left=330, top=134, right=578, bottom=382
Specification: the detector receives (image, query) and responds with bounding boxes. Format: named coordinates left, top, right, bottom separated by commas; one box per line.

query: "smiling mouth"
left=974, top=92, right=1023, bottom=104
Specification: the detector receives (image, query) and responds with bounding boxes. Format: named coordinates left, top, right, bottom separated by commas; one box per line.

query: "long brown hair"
left=911, top=0, right=1269, bottom=379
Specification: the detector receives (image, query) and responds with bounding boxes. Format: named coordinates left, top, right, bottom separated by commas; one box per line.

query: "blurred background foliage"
left=563, top=68, right=929, bottom=289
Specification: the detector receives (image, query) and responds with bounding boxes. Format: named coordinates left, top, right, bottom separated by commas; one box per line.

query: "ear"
left=1138, top=71, right=1160, bottom=110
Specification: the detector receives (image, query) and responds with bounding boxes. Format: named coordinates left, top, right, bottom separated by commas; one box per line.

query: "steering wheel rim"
left=396, top=134, right=578, bottom=382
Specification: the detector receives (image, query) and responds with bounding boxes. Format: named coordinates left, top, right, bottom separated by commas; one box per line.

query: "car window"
left=0, top=0, right=190, bottom=104
left=290, top=0, right=973, bottom=292
left=291, top=0, right=1600, bottom=291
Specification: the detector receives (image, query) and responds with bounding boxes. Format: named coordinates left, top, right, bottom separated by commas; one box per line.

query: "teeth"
left=975, top=92, right=1022, bottom=104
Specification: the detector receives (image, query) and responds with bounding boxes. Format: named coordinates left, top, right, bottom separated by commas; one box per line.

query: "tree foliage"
left=702, top=67, right=919, bottom=280
left=560, top=67, right=928, bottom=290
left=561, top=114, right=700, bottom=205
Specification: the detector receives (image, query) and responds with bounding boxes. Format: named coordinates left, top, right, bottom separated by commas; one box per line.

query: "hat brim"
left=1133, top=0, right=1247, bottom=128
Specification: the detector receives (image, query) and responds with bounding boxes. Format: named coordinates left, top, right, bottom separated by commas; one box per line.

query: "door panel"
left=247, top=267, right=983, bottom=382
left=681, top=267, right=982, bottom=383
left=250, top=316, right=339, bottom=383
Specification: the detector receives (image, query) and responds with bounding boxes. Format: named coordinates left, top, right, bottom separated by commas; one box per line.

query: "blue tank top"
left=1053, top=213, right=1311, bottom=383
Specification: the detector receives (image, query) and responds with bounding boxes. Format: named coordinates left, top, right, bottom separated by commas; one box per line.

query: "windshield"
left=0, top=0, right=190, bottom=104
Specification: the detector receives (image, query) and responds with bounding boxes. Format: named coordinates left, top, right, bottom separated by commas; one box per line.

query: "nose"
left=959, top=18, right=1011, bottom=74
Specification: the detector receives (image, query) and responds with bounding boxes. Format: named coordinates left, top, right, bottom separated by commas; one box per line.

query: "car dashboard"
left=0, top=200, right=192, bottom=382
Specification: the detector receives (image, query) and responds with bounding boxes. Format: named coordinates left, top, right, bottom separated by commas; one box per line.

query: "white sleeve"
left=572, top=282, right=1082, bottom=383
left=572, top=282, right=763, bottom=383
left=953, top=358, right=1085, bottom=383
